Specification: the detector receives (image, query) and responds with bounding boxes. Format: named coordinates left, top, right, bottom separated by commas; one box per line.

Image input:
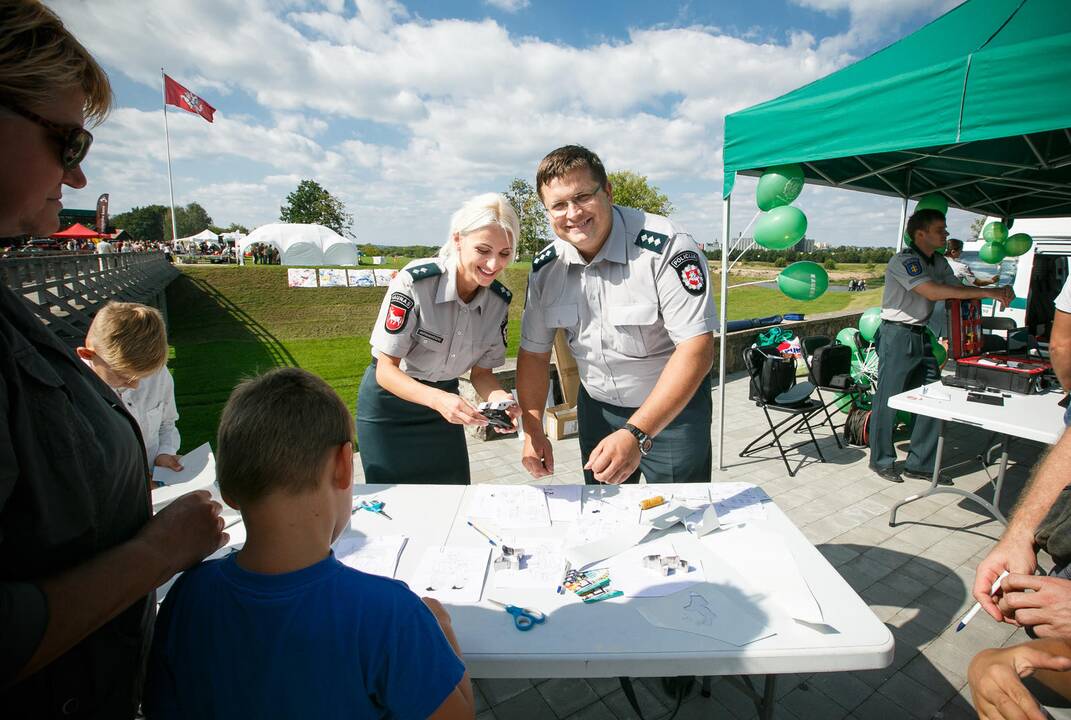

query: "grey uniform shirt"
left=370, top=258, right=511, bottom=382
left=881, top=248, right=957, bottom=325
left=520, top=205, right=716, bottom=407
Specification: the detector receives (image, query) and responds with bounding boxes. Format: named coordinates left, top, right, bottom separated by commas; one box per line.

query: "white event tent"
left=239, top=223, right=357, bottom=266
left=174, top=228, right=220, bottom=251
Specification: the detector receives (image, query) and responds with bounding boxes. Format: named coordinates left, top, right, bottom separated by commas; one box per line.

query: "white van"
left=959, top=217, right=1071, bottom=339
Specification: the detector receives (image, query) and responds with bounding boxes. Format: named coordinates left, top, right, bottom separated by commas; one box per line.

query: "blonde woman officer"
left=357, top=193, right=521, bottom=484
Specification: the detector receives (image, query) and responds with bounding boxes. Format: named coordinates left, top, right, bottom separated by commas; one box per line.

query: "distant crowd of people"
left=847, top=278, right=868, bottom=291
left=248, top=242, right=279, bottom=264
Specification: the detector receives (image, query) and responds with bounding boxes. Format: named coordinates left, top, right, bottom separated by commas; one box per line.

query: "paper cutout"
left=636, top=584, right=775, bottom=646
left=606, top=538, right=705, bottom=598
left=335, top=535, right=408, bottom=578
left=150, top=443, right=216, bottom=509
left=708, top=483, right=770, bottom=524
left=565, top=522, right=652, bottom=570
left=490, top=539, right=567, bottom=591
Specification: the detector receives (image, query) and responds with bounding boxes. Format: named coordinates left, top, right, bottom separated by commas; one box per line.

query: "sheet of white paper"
left=467, top=485, right=551, bottom=529
left=150, top=443, right=215, bottom=508
left=408, top=546, right=490, bottom=603
left=586, top=485, right=662, bottom=515
left=335, top=535, right=408, bottom=579
left=538, top=485, right=582, bottom=523
left=683, top=505, right=721, bottom=536
left=637, top=584, right=776, bottom=646
left=565, top=522, right=652, bottom=570
left=708, top=483, right=770, bottom=525
left=606, top=538, right=706, bottom=598
left=672, top=485, right=712, bottom=507
left=700, top=523, right=823, bottom=625
left=490, top=539, right=567, bottom=591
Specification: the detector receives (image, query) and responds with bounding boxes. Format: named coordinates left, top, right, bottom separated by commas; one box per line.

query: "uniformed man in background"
left=870, top=209, right=1014, bottom=483
left=515, top=145, right=717, bottom=485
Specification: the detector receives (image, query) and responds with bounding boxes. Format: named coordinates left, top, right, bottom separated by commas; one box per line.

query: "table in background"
left=887, top=383, right=1065, bottom=525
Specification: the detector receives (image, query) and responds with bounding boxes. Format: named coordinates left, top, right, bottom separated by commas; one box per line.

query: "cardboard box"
left=544, top=403, right=578, bottom=440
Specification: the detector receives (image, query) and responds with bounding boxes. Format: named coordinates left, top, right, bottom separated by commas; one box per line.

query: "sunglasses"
left=2, top=103, right=93, bottom=170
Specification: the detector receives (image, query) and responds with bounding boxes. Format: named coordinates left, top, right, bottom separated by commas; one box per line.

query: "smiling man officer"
left=870, top=208, right=1014, bottom=483
left=515, top=145, right=716, bottom=485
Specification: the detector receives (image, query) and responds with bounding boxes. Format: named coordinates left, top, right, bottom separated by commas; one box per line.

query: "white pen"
left=956, top=570, right=1010, bottom=632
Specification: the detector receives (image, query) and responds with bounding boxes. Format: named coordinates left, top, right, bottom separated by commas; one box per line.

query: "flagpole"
left=161, top=68, right=179, bottom=244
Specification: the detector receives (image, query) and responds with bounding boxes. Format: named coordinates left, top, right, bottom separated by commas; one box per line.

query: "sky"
left=51, top=0, right=976, bottom=248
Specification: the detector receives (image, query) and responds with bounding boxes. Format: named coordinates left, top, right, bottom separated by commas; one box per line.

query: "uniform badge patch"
left=635, top=230, right=669, bottom=254
left=902, top=257, right=923, bottom=277
left=384, top=292, right=414, bottom=334
left=532, top=245, right=557, bottom=273
left=670, top=250, right=706, bottom=296
left=500, top=317, right=508, bottom=347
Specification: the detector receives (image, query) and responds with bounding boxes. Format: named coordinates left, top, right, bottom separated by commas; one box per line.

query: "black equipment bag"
left=810, top=344, right=852, bottom=388
left=746, top=345, right=796, bottom=404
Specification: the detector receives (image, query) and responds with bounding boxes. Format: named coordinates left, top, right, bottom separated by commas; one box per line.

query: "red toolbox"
left=946, top=299, right=983, bottom=358
left=955, top=354, right=1052, bottom=394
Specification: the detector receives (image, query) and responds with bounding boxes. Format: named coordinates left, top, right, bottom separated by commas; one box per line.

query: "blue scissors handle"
left=505, top=605, right=545, bottom=631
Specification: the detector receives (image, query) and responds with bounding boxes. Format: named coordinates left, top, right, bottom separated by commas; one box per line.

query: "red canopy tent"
left=51, top=222, right=101, bottom=239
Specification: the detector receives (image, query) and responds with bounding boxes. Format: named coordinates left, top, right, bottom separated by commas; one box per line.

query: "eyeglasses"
left=545, top=185, right=604, bottom=218
left=1, top=103, right=93, bottom=170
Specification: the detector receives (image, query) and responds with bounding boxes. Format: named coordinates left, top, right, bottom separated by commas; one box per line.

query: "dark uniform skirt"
left=356, top=361, right=470, bottom=484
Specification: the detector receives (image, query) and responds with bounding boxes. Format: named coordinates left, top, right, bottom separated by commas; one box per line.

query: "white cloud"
left=483, top=0, right=530, bottom=12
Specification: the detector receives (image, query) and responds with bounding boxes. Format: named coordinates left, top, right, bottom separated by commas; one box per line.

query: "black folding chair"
left=739, top=346, right=827, bottom=477
left=799, top=335, right=868, bottom=449
left=981, top=316, right=1018, bottom=353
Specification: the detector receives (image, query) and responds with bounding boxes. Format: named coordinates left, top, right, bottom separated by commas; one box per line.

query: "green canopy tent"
left=716, top=0, right=1071, bottom=468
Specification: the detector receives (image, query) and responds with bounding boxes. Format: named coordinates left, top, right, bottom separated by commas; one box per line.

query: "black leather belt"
left=883, top=320, right=926, bottom=334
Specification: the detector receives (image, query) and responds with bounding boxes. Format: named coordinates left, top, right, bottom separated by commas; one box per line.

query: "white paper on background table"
left=636, top=584, right=776, bottom=646
left=565, top=520, right=652, bottom=570
left=490, top=539, right=567, bottom=591
left=708, top=483, right=770, bottom=525
left=700, top=522, right=823, bottom=625
left=586, top=485, right=661, bottom=516
left=606, top=537, right=706, bottom=598
left=335, top=535, right=408, bottom=579
left=467, top=485, right=551, bottom=529
left=151, top=443, right=216, bottom=508
left=538, top=485, right=582, bottom=522
left=671, top=485, right=712, bottom=507
left=408, top=546, right=490, bottom=603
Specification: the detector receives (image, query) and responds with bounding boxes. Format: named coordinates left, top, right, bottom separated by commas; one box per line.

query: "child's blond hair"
left=86, top=302, right=168, bottom=377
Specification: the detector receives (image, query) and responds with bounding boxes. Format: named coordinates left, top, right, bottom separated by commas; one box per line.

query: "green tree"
left=970, top=216, right=986, bottom=239
left=111, top=204, right=168, bottom=242
left=280, top=179, right=353, bottom=236
left=823, top=258, right=838, bottom=270
left=163, top=202, right=214, bottom=241
left=607, top=170, right=674, bottom=215
left=504, top=178, right=550, bottom=259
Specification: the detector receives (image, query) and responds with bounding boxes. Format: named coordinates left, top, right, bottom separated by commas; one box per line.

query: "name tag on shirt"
left=417, top=328, right=444, bottom=344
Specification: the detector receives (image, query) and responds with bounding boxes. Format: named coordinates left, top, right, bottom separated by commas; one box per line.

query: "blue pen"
left=467, top=520, right=499, bottom=547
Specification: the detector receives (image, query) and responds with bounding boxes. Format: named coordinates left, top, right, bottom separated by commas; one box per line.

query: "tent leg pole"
left=896, top=171, right=911, bottom=252
left=717, top=195, right=731, bottom=472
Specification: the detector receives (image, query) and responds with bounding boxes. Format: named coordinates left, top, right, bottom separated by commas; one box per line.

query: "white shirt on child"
left=116, top=367, right=181, bottom=468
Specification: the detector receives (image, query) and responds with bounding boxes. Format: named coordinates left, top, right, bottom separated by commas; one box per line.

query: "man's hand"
left=997, top=575, right=1071, bottom=637
left=969, top=644, right=1071, bottom=720
left=991, top=285, right=1015, bottom=310
left=974, top=537, right=1039, bottom=622
left=153, top=453, right=183, bottom=471
left=521, top=429, right=555, bottom=478
left=138, top=490, right=227, bottom=580
left=435, top=393, right=488, bottom=426
left=584, top=429, right=641, bottom=485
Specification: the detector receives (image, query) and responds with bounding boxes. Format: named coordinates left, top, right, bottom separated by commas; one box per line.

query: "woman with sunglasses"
left=356, top=193, right=521, bottom=484
left=0, top=2, right=224, bottom=716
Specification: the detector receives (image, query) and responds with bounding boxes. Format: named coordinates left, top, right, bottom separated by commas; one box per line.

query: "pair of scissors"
left=487, top=598, right=545, bottom=631
left=353, top=498, right=392, bottom=520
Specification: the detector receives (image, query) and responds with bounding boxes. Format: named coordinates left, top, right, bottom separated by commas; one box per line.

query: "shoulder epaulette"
left=531, top=245, right=557, bottom=272
left=405, top=262, right=442, bottom=280
left=489, top=280, right=512, bottom=304
left=635, top=229, right=669, bottom=254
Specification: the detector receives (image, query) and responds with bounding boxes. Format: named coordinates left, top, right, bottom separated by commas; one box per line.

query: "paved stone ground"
left=355, top=372, right=1055, bottom=719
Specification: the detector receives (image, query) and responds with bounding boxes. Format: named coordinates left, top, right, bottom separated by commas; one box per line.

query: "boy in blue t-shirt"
left=143, top=368, right=474, bottom=719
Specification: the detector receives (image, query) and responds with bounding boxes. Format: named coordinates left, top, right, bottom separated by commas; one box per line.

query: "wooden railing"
left=0, top=251, right=178, bottom=344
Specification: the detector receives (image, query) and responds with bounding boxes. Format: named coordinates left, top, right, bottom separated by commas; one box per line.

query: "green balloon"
left=978, top=241, right=1007, bottom=265
left=835, top=327, right=862, bottom=357
left=924, top=327, right=948, bottom=368
left=858, top=307, right=881, bottom=343
left=1004, top=233, right=1033, bottom=257
left=983, top=222, right=1009, bottom=244
left=914, top=193, right=948, bottom=215
left=756, top=164, right=805, bottom=211
left=754, top=206, right=808, bottom=250
left=777, top=261, right=829, bottom=301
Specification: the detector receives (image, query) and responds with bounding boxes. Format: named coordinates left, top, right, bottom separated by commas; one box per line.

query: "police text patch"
left=384, top=292, right=414, bottom=334
left=902, top=257, right=923, bottom=277
left=416, top=328, right=443, bottom=344
left=670, top=250, right=706, bottom=295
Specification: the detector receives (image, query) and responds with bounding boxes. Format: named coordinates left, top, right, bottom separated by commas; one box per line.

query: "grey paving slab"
left=351, top=373, right=1049, bottom=720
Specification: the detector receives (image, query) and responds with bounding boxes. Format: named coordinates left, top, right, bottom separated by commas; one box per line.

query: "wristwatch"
left=623, top=423, right=653, bottom=456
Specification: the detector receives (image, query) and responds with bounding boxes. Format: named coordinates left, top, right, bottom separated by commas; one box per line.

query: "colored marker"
left=957, top=570, right=1010, bottom=632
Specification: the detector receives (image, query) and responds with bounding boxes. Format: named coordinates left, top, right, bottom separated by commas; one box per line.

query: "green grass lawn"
left=167, top=264, right=881, bottom=452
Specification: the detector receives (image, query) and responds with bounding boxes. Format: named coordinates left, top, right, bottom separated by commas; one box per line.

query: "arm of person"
left=7, top=491, right=226, bottom=685
left=912, top=280, right=1014, bottom=306
left=515, top=348, right=555, bottom=478
left=154, top=375, right=183, bottom=471
left=424, top=598, right=475, bottom=720
left=468, top=365, right=519, bottom=433
left=968, top=639, right=1071, bottom=720
left=375, top=355, right=486, bottom=427
left=974, top=431, right=1071, bottom=620
left=585, top=333, right=714, bottom=484
left=1050, top=310, right=1071, bottom=392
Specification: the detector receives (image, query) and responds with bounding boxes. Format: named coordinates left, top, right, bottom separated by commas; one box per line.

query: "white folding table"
left=887, top=383, right=1065, bottom=525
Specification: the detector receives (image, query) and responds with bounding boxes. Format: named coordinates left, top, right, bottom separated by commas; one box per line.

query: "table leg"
left=727, top=674, right=778, bottom=719
left=888, top=419, right=1008, bottom=526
